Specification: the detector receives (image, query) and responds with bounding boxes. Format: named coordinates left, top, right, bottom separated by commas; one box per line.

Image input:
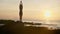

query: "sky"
left=0, top=0, right=60, bottom=22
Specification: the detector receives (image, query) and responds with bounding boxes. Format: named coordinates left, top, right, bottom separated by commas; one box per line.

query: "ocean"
left=24, top=20, right=60, bottom=30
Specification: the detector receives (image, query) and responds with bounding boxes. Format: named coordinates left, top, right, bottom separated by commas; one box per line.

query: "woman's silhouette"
left=19, top=0, right=23, bottom=22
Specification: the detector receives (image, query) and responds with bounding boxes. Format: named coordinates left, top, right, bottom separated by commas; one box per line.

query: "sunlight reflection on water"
left=24, top=21, right=60, bottom=30
left=0, top=24, right=5, bottom=27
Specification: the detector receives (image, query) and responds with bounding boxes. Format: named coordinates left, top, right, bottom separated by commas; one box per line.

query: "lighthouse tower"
left=19, top=0, right=23, bottom=22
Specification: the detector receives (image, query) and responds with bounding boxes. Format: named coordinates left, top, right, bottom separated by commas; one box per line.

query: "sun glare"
left=44, top=10, right=51, bottom=24
left=45, top=10, right=51, bottom=18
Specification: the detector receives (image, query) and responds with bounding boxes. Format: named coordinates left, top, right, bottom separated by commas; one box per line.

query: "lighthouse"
left=19, top=0, right=23, bottom=22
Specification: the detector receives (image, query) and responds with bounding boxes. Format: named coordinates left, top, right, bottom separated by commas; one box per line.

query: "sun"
left=44, top=10, right=51, bottom=24
left=45, top=10, right=51, bottom=18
